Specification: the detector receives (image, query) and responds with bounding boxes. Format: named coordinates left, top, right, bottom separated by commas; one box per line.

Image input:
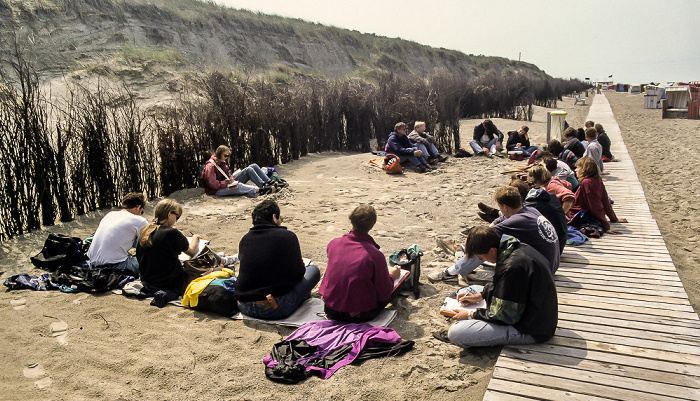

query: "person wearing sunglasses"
left=201, top=145, right=278, bottom=197
left=137, top=199, right=202, bottom=296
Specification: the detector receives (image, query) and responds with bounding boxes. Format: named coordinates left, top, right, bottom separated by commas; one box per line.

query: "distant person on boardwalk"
left=505, top=126, right=538, bottom=157
left=202, top=145, right=278, bottom=197
left=136, top=199, right=202, bottom=295
left=568, top=157, right=628, bottom=235
left=582, top=128, right=606, bottom=174
left=235, top=200, right=321, bottom=320
left=87, top=192, right=148, bottom=276
left=470, top=119, right=504, bottom=157
left=385, top=122, right=432, bottom=173
left=435, top=226, right=557, bottom=349
left=407, top=121, right=449, bottom=164
left=594, top=123, right=618, bottom=162
left=319, top=204, right=402, bottom=323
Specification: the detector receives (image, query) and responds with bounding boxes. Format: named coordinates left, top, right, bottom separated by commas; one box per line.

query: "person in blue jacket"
left=385, top=122, right=431, bottom=173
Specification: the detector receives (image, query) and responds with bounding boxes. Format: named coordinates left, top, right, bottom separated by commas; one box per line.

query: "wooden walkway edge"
left=483, top=93, right=700, bottom=400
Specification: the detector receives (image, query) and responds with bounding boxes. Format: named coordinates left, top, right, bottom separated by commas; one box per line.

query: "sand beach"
left=1, top=92, right=697, bottom=400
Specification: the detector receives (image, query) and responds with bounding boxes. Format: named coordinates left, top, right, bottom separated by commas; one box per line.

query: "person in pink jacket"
left=201, top=145, right=276, bottom=197
left=320, top=204, right=401, bottom=323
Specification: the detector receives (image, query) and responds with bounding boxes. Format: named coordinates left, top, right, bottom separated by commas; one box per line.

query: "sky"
left=215, top=0, right=700, bottom=84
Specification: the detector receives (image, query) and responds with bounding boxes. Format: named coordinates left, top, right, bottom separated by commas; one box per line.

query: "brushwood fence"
left=0, top=53, right=587, bottom=241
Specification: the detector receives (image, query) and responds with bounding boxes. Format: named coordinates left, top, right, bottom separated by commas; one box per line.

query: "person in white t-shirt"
left=87, top=192, right=148, bottom=275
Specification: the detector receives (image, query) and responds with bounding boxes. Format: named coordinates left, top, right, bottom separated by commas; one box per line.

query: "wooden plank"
left=555, top=279, right=690, bottom=297
left=515, top=343, right=700, bottom=377
left=559, top=256, right=677, bottom=270
left=554, top=323, right=700, bottom=353
left=497, top=358, right=700, bottom=401
left=558, top=304, right=700, bottom=329
left=545, top=335, right=700, bottom=366
left=558, top=297, right=699, bottom=320
left=485, top=378, right=614, bottom=401
left=559, top=262, right=681, bottom=277
left=493, top=366, right=682, bottom=401
left=558, top=271, right=686, bottom=288
left=556, top=287, right=692, bottom=307
left=483, top=391, right=539, bottom=401
left=500, top=348, right=700, bottom=388
left=563, top=250, right=673, bottom=263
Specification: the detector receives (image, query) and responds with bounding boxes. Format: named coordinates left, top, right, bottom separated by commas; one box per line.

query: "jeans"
left=214, top=183, right=258, bottom=197
left=454, top=254, right=483, bottom=277
left=469, top=137, right=500, bottom=154
left=89, top=256, right=139, bottom=277
left=233, top=164, right=270, bottom=187
left=510, top=145, right=539, bottom=157
left=400, top=147, right=428, bottom=166
left=415, top=143, right=440, bottom=159
left=237, top=264, right=321, bottom=320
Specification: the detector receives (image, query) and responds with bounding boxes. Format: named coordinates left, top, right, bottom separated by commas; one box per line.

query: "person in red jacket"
left=201, top=145, right=276, bottom=197
left=568, top=157, right=628, bottom=234
left=319, top=204, right=401, bottom=323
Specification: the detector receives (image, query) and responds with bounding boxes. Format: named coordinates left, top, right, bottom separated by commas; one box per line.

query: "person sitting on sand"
left=202, top=145, right=277, bottom=197
left=136, top=199, right=202, bottom=295
left=235, top=200, right=321, bottom=320
left=435, top=226, right=557, bottom=349
left=563, top=127, right=586, bottom=158
left=594, top=123, right=617, bottom=162
left=529, top=164, right=575, bottom=215
left=385, top=122, right=432, bottom=173
left=505, top=126, right=538, bottom=157
left=319, top=204, right=402, bottom=323
left=87, top=192, right=148, bottom=276
left=469, top=119, right=504, bottom=157
left=429, top=185, right=560, bottom=284
left=407, top=121, right=448, bottom=164
left=582, top=128, right=606, bottom=174
left=568, top=157, right=628, bottom=235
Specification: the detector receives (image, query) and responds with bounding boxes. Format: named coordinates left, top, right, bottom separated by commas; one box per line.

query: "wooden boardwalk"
left=483, top=93, right=700, bottom=400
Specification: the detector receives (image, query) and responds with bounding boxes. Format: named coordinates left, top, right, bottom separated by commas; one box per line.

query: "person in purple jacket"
left=385, top=122, right=431, bottom=173
left=319, top=204, right=402, bottom=322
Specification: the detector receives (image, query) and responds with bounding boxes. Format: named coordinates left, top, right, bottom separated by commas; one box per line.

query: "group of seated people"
left=86, top=191, right=403, bottom=323
left=385, top=121, right=449, bottom=173
left=83, top=120, right=628, bottom=351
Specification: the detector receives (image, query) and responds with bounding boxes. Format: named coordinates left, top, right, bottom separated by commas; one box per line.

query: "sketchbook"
left=178, top=238, right=210, bottom=261
left=439, top=288, right=486, bottom=318
left=393, top=269, right=410, bottom=292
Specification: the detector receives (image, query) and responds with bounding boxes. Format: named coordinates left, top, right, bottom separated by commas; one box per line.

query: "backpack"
left=53, top=262, right=135, bottom=293
left=454, top=148, right=472, bottom=158
left=30, top=233, right=87, bottom=271
left=382, top=154, right=403, bottom=174
left=389, top=244, right=422, bottom=298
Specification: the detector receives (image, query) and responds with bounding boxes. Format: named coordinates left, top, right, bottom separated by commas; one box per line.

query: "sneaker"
left=222, top=254, right=239, bottom=267
left=427, top=156, right=438, bottom=165
left=427, top=269, right=459, bottom=283
left=417, top=165, right=427, bottom=173
left=432, top=329, right=451, bottom=343
left=482, top=151, right=493, bottom=158
left=478, top=211, right=498, bottom=223
left=477, top=202, right=497, bottom=214
left=438, top=155, right=449, bottom=162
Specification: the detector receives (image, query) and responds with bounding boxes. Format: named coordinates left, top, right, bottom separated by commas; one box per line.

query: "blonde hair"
left=138, top=199, right=183, bottom=248
left=414, top=121, right=426, bottom=130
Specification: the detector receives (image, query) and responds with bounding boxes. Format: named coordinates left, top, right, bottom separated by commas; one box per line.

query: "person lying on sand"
left=407, top=121, right=449, bottom=164
left=201, top=145, right=278, bottom=197
left=433, top=226, right=557, bottom=349
left=319, top=204, right=402, bottom=323
left=136, top=199, right=202, bottom=295
left=87, top=192, right=148, bottom=276
left=235, top=200, right=320, bottom=320
left=429, top=185, right=560, bottom=284
left=469, top=119, right=504, bottom=157
left=385, top=122, right=432, bottom=173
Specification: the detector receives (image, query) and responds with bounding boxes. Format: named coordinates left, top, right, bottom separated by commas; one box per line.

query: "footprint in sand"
left=72, top=294, right=89, bottom=305
left=49, top=321, right=68, bottom=345
left=10, top=298, right=27, bottom=310
left=23, top=363, right=52, bottom=389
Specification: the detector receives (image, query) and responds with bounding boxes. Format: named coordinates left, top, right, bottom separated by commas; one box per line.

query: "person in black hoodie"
left=444, top=226, right=557, bottom=348
left=236, top=200, right=320, bottom=319
left=595, top=124, right=618, bottom=162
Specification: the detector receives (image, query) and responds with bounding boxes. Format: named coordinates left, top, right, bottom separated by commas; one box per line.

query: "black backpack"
left=30, top=233, right=87, bottom=271
left=389, top=246, right=422, bottom=299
